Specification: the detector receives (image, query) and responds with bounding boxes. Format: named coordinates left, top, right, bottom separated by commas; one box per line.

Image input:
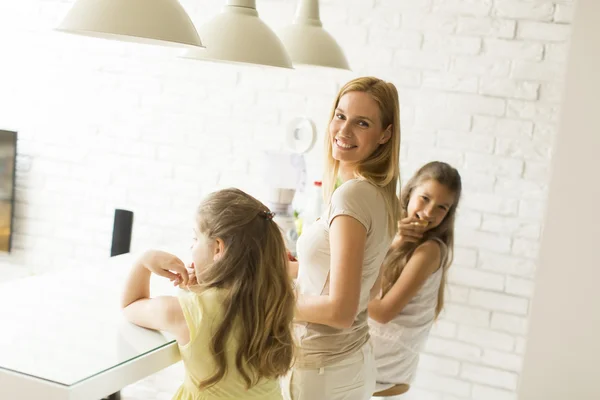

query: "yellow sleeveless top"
left=173, top=288, right=283, bottom=400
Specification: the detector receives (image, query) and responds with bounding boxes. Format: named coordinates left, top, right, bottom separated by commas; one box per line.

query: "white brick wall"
left=0, top=0, right=573, bottom=398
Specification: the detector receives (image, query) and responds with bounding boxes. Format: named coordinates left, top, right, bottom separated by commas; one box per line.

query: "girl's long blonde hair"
left=381, top=162, right=462, bottom=317
left=323, top=76, right=401, bottom=237
left=193, top=188, right=295, bottom=389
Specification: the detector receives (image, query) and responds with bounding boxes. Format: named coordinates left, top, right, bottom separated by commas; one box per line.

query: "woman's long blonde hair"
left=193, top=188, right=295, bottom=389
left=323, top=76, right=401, bottom=237
left=381, top=162, right=462, bottom=317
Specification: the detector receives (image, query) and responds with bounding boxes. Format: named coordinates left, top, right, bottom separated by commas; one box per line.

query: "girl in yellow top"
left=121, top=188, right=296, bottom=400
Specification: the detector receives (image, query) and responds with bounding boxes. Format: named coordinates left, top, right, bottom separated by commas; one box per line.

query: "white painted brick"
left=462, top=192, right=518, bottom=216
left=430, top=320, right=458, bottom=339
left=390, top=68, right=422, bottom=87
left=13, top=218, right=55, bottom=236
left=413, top=110, right=472, bottom=132
left=379, top=0, right=433, bottom=12
left=506, top=276, right=535, bottom=298
left=481, top=215, right=541, bottom=240
left=471, top=116, right=533, bottom=139
left=472, top=384, right=518, bottom=400
left=518, top=198, right=546, bottom=219
left=554, top=4, right=575, bottom=23
left=318, top=2, right=351, bottom=25
left=32, top=143, right=89, bottom=163
left=30, top=158, right=72, bottom=178
left=538, top=81, right=565, bottom=103
left=506, top=100, right=561, bottom=123
left=531, top=123, right=558, bottom=144
left=404, top=130, right=437, bottom=146
left=454, top=247, right=478, bottom=267
left=494, top=177, right=546, bottom=200
left=346, top=45, right=394, bottom=72
left=544, top=42, right=569, bottom=63
left=456, top=17, right=516, bottom=39
left=368, top=28, right=422, bottom=49
left=347, top=4, right=399, bottom=28
left=414, top=372, right=473, bottom=397
left=484, top=39, right=544, bottom=61
left=523, top=160, right=551, bottom=181
left=407, top=145, right=465, bottom=171
left=444, top=93, right=506, bottom=116
left=437, top=131, right=494, bottom=153
left=515, top=337, right=527, bottom=355
left=451, top=55, right=511, bottom=77
left=0, top=264, right=32, bottom=283
left=442, top=395, right=471, bottom=400
left=256, top=91, right=307, bottom=112
left=469, top=289, right=529, bottom=315
left=464, top=153, right=523, bottom=178
left=400, top=388, right=443, bottom=400
left=457, top=325, right=515, bottom=352
left=450, top=267, right=505, bottom=293
left=482, top=349, right=523, bottom=372
left=455, top=209, right=483, bottom=230
left=460, top=363, right=518, bottom=390
left=443, top=303, right=492, bottom=327
left=517, top=21, right=571, bottom=42
left=432, top=0, right=493, bottom=17
left=127, top=188, right=172, bottom=208
left=480, top=78, right=539, bottom=100
left=447, top=284, right=471, bottom=304
left=402, top=12, right=458, bottom=33
left=237, top=68, right=287, bottom=91
left=325, top=24, right=369, bottom=46
left=459, top=169, right=495, bottom=193
left=478, top=251, right=536, bottom=277
left=113, top=139, right=157, bottom=159
left=493, top=0, right=555, bottom=22
left=495, top=136, right=551, bottom=162
left=233, top=100, right=280, bottom=125
left=422, top=72, right=479, bottom=93
left=419, top=354, right=461, bottom=376
left=423, top=33, right=482, bottom=55
left=287, top=73, right=338, bottom=97
left=491, top=312, right=529, bottom=336
left=71, top=165, right=112, bottom=186
left=511, top=60, right=565, bottom=82
left=512, top=237, right=540, bottom=259
left=455, top=229, right=512, bottom=253
left=394, top=50, right=449, bottom=71
left=174, top=165, right=219, bottom=186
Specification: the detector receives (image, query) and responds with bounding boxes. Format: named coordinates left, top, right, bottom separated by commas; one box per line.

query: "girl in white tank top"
left=368, top=162, right=462, bottom=393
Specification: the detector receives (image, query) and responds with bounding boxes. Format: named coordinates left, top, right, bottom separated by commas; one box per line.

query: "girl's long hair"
left=194, top=188, right=295, bottom=388
left=381, top=162, right=462, bottom=317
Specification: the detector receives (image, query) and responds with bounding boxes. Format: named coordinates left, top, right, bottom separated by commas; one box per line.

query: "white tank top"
left=369, top=238, right=447, bottom=385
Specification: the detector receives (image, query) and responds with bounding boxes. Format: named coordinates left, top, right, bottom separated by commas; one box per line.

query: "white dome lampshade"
left=56, top=0, right=203, bottom=49
left=183, top=0, right=293, bottom=69
left=279, top=0, right=350, bottom=70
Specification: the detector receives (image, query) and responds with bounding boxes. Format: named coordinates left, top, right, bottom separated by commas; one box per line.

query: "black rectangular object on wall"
left=110, top=209, right=133, bottom=257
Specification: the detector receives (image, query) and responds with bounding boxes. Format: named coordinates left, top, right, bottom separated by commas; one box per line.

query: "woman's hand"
left=139, top=250, right=189, bottom=286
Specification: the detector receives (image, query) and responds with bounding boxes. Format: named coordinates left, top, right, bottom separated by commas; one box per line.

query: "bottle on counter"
left=300, top=181, right=324, bottom=234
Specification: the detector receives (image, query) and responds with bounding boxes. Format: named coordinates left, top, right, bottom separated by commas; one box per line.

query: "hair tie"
left=261, top=210, right=276, bottom=220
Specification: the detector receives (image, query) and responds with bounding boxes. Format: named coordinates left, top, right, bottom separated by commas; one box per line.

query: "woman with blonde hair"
left=121, top=188, right=295, bottom=399
left=284, top=76, right=401, bottom=400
